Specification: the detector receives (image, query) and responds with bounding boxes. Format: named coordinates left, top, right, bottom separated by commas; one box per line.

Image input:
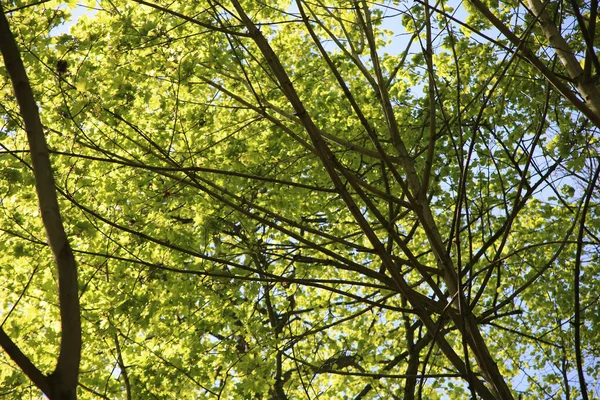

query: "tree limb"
left=0, top=6, right=81, bottom=399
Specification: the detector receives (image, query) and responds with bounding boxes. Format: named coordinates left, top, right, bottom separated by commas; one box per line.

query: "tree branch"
left=0, top=6, right=81, bottom=399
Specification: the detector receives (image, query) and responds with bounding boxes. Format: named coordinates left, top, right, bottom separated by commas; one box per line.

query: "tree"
left=0, top=0, right=599, bottom=398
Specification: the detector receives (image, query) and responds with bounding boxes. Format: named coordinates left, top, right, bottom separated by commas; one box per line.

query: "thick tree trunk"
left=0, top=6, right=81, bottom=400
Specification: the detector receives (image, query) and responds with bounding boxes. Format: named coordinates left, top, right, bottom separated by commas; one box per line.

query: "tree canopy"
left=0, top=0, right=599, bottom=398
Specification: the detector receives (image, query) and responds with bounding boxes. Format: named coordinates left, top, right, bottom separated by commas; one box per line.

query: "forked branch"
left=0, top=6, right=81, bottom=400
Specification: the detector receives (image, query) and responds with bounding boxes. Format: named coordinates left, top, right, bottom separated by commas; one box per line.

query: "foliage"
left=1, top=0, right=600, bottom=399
